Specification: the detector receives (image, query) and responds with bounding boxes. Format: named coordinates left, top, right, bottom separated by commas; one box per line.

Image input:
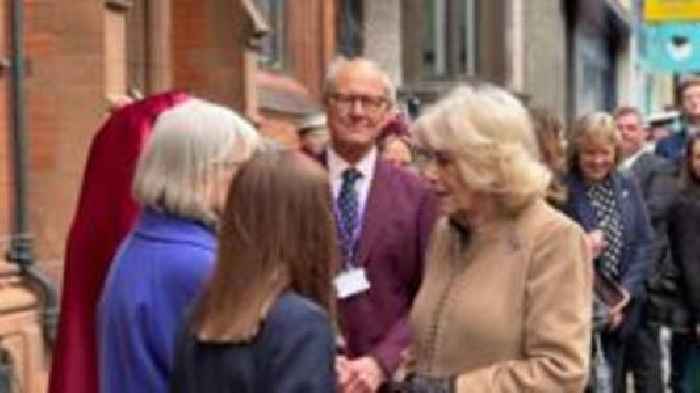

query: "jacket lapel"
left=630, top=153, right=646, bottom=181
left=568, top=176, right=598, bottom=231
left=357, top=159, right=391, bottom=266
left=612, top=173, right=633, bottom=248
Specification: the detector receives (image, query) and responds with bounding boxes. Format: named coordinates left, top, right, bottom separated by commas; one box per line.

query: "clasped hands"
left=336, top=356, right=385, bottom=393
left=336, top=356, right=454, bottom=393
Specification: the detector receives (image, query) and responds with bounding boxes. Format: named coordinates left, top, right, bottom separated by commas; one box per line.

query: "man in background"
left=615, top=106, right=677, bottom=393
left=322, top=57, right=437, bottom=393
left=657, top=76, right=700, bottom=163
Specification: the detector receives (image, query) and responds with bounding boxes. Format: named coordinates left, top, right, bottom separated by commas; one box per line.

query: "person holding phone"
left=562, top=112, right=654, bottom=393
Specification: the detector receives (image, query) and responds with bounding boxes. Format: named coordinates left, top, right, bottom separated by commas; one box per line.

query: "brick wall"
left=0, top=0, right=336, bottom=293
left=19, top=0, right=106, bottom=289
left=1, top=2, right=10, bottom=250
left=172, top=0, right=246, bottom=110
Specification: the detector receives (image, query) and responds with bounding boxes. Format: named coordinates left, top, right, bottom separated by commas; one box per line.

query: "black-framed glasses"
left=328, top=93, right=389, bottom=113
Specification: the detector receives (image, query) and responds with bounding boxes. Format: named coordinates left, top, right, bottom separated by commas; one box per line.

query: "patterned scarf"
left=586, top=179, right=624, bottom=281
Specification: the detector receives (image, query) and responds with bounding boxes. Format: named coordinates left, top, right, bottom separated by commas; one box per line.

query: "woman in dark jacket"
left=562, top=112, right=654, bottom=393
left=667, top=133, right=700, bottom=393
left=170, top=148, right=339, bottom=393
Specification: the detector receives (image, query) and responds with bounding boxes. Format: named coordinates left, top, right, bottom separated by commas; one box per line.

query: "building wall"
left=478, top=0, right=508, bottom=86
left=616, top=42, right=638, bottom=108
left=125, top=0, right=172, bottom=94
left=19, top=0, right=106, bottom=286
left=646, top=73, right=675, bottom=113
left=522, top=1, right=568, bottom=119
left=1, top=2, right=11, bottom=250
left=615, top=0, right=642, bottom=110
left=363, top=0, right=402, bottom=86
left=286, top=0, right=336, bottom=100
left=172, top=0, right=245, bottom=110
left=126, top=0, right=149, bottom=93
left=0, top=0, right=337, bottom=291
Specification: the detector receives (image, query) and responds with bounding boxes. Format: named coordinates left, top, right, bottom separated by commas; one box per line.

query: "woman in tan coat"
left=404, top=84, right=593, bottom=393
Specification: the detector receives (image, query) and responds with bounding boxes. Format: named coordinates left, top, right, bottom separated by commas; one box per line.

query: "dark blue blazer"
left=170, top=292, right=336, bottom=393
left=562, top=172, right=654, bottom=299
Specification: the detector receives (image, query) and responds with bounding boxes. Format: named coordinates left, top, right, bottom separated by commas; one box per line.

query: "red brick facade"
left=1, top=0, right=337, bottom=290
left=1, top=2, right=11, bottom=249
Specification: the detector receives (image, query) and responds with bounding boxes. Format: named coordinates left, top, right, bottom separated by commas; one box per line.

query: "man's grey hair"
left=132, top=98, right=259, bottom=225
left=322, top=57, right=396, bottom=106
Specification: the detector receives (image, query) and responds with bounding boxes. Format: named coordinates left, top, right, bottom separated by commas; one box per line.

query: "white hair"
left=413, top=83, right=550, bottom=214
left=133, top=98, right=259, bottom=225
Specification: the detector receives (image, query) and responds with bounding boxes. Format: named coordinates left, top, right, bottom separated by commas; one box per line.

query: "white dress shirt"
left=620, top=147, right=645, bottom=173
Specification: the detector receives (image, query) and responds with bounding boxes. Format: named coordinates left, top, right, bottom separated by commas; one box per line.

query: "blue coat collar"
left=133, top=208, right=216, bottom=250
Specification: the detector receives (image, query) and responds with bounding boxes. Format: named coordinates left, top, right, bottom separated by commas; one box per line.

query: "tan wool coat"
left=410, top=199, right=593, bottom=392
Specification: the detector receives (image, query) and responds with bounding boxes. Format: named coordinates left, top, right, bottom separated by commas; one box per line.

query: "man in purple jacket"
left=323, top=57, right=438, bottom=393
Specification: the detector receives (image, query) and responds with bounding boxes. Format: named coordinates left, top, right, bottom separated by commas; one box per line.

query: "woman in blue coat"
left=562, top=112, right=654, bottom=393
left=97, top=98, right=259, bottom=393
left=170, top=148, right=339, bottom=393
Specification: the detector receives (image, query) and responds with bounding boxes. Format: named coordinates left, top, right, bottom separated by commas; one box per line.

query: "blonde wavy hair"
left=568, top=111, right=623, bottom=175
left=412, top=84, right=550, bottom=215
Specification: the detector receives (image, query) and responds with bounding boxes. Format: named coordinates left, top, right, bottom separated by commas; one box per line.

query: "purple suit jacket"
left=336, top=158, right=438, bottom=375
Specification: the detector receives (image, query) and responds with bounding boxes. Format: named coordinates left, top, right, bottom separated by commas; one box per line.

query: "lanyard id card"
left=334, top=267, right=370, bottom=299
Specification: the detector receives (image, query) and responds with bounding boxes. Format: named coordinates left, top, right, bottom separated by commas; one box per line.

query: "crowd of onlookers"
left=45, top=57, right=699, bottom=393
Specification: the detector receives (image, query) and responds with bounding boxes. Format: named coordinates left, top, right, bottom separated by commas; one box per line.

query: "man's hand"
left=336, top=356, right=385, bottom=393
left=337, top=356, right=356, bottom=392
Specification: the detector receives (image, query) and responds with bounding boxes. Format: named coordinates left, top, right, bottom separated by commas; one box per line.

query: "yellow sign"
left=645, top=0, right=700, bottom=22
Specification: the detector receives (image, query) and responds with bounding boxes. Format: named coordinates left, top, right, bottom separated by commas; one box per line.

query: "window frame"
left=423, top=0, right=478, bottom=80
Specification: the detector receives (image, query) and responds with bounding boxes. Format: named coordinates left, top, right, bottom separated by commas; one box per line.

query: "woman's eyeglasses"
left=413, top=147, right=452, bottom=167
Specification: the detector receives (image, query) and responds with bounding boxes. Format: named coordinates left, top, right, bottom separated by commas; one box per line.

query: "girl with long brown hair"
left=170, top=147, right=339, bottom=393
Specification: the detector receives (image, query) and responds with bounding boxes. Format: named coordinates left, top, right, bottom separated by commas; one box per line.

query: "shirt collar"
left=620, top=147, right=645, bottom=172
left=327, top=145, right=377, bottom=182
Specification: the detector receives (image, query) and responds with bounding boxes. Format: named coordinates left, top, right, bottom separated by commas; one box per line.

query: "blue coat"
left=98, top=209, right=216, bottom=393
left=170, top=291, right=336, bottom=393
left=656, top=128, right=688, bottom=163
left=562, top=172, right=654, bottom=300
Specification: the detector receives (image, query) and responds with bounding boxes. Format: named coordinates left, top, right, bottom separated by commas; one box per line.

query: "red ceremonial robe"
left=48, top=92, right=189, bottom=393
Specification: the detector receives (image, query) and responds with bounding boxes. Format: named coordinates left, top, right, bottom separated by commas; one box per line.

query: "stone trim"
left=240, top=0, right=270, bottom=50
left=105, top=0, right=132, bottom=12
